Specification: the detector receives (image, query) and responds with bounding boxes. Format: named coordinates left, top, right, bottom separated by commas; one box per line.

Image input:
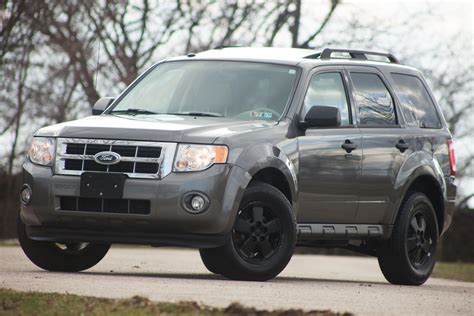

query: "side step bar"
left=297, top=224, right=392, bottom=241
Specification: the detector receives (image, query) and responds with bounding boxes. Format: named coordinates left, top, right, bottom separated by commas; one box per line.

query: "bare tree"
left=1, top=0, right=472, bottom=181
left=87, top=0, right=185, bottom=86
left=292, top=0, right=340, bottom=48
left=2, top=53, right=34, bottom=192
left=1, top=0, right=473, bottom=238
left=23, top=1, right=101, bottom=106
left=0, top=0, right=37, bottom=185
left=0, top=0, right=28, bottom=64
left=6, top=43, right=30, bottom=185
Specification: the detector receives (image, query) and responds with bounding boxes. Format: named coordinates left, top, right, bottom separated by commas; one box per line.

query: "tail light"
left=447, top=139, right=456, bottom=176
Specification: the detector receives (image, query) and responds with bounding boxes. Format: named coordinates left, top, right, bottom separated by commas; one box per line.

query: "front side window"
left=350, top=72, right=396, bottom=126
left=391, top=73, right=441, bottom=128
left=110, top=61, right=299, bottom=121
left=302, top=72, right=351, bottom=126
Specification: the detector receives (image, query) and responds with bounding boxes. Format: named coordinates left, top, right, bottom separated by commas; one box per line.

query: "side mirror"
left=92, top=97, right=115, bottom=115
left=301, top=105, right=341, bottom=128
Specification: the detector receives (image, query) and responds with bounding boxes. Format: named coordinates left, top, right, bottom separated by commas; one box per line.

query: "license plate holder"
left=80, top=172, right=126, bottom=199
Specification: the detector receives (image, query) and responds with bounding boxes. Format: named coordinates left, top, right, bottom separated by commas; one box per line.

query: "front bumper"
left=20, top=161, right=250, bottom=247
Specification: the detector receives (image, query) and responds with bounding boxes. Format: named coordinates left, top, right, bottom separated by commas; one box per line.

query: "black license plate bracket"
left=80, top=172, right=126, bottom=199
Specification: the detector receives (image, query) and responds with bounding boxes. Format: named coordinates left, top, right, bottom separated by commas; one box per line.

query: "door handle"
left=341, top=139, right=357, bottom=153
left=396, top=139, right=409, bottom=152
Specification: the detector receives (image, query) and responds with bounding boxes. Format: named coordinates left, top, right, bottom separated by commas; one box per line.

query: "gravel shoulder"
left=1, top=246, right=473, bottom=315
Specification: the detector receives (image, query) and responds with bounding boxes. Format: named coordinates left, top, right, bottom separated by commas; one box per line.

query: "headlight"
left=27, top=137, right=55, bottom=166
left=174, top=144, right=228, bottom=172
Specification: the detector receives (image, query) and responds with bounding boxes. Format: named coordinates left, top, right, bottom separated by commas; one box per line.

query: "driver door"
left=297, top=68, right=362, bottom=223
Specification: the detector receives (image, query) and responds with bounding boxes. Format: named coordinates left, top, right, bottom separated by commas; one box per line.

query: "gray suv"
left=18, top=47, right=457, bottom=285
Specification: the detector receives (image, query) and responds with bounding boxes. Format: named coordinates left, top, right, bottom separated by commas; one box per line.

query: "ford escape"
left=18, top=47, right=457, bottom=285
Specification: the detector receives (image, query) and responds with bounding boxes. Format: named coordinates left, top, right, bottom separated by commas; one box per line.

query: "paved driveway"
left=1, top=246, right=472, bottom=315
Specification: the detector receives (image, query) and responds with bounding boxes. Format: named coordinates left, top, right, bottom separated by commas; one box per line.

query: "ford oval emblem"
left=94, top=151, right=121, bottom=165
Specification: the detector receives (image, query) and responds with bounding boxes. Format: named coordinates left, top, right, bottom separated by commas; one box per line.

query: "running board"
left=297, top=224, right=392, bottom=240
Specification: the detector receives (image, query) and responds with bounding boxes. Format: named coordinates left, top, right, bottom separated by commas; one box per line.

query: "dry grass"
left=0, top=288, right=349, bottom=316
left=433, top=262, right=474, bottom=282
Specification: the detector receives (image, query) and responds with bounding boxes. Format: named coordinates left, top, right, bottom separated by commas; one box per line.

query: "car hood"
left=35, top=114, right=276, bottom=144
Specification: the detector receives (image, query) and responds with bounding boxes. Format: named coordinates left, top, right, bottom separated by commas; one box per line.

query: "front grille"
left=59, top=196, right=150, bottom=215
left=55, top=138, right=177, bottom=179
left=63, top=144, right=160, bottom=173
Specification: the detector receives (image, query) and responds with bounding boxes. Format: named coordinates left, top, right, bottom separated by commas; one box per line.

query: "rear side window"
left=391, top=73, right=441, bottom=128
left=350, top=72, right=396, bottom=126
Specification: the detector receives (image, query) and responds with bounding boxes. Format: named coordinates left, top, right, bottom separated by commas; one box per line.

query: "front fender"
left=231, top=142, right=298, bottom=209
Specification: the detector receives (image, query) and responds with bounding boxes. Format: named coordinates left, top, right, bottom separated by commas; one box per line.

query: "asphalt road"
left=1, top=246, right=472, bottom=315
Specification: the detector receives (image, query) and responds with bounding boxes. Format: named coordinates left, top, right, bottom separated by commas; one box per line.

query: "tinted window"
left=350, top=73, right=396, bottom=126
left=391, top=73, right=441, bottom=128
left=303, top=72, right=350, bottom=126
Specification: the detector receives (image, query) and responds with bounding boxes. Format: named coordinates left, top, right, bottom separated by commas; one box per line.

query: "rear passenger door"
left=346, top=67, right=411, bottom=224
left=297, top=68, right=362, bottom=224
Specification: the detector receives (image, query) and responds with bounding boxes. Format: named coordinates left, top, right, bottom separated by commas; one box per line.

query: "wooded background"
left=1, top=0, right=473, bottom=261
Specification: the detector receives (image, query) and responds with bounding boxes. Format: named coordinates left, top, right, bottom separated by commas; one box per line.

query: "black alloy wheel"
left=377, top=192, right=438, bottom=285
left=232, top=203, right=282, bottom=263
left=199, top=181, right=296, bottom=281
left=54, top=242, right=91, bottom=253
left=406, top=210, right=435, bottom=268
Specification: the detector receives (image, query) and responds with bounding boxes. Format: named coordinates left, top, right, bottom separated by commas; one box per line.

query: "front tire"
left=199, top=247, right=223, bottom=274
left=18, top=216, right=111, bottom=272
left=377, top=192, right=438, bottom=285
left=200, top=181, right=296, bottom=281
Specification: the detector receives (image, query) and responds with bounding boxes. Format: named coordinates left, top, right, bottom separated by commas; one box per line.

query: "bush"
left=438, top=206, right=474, bottom=263
left=0, top=173, right=21, bottom=239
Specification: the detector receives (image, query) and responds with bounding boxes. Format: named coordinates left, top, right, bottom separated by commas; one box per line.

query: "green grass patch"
left=0, top=239, right=19, bottom=247
left=433, top=262, right=474, bottom=282
left=0, top=288, right=348, bottom=316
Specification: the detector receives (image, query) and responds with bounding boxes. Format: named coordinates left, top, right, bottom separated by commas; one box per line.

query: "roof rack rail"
left=213, top=45, right=241, bottom=50
left=309, top=48, right=400, bottom=64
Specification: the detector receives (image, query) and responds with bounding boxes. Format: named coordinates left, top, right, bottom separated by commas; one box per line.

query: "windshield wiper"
left=109, top=108, right=160, bottom=116
left=166, top=111, right=223, bottom=117
left=110, top=109, right=224, bottom=117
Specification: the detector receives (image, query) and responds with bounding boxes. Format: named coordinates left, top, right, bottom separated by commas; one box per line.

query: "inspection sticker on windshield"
left=251, top=111, right=273, bottom=119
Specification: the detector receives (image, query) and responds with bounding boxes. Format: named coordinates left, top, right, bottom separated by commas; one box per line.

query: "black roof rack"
left=308, top=48, right=400, bottom=64
left=213, top=45, right=241, bottom=50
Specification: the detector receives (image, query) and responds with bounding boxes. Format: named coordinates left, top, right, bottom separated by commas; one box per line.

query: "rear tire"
left=18, top=216, right=110, bottom=272
left=200, top=181, right=296, bottom=281
left=377, top=192, right=438, bottom=285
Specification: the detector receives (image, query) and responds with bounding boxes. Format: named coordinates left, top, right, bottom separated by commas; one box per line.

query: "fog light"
left=182, top=192, right=210, bottom=214
left=20, top=185, right=32, bottom=205
left=191, top=195, right=205, bottom=212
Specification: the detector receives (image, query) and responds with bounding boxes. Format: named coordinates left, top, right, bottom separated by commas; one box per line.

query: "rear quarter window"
left=390, top=73, right=442, bottom=128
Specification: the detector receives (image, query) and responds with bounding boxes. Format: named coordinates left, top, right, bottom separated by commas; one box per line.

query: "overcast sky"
left=305, top=0, right=473, bottom=47
left=343, top=0, right=473, bottom=35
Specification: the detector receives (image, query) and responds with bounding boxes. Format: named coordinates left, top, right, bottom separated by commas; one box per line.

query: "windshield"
left=109, top=61, right=299, bottom=121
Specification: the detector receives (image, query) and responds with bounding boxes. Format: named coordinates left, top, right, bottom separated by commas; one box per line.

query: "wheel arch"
left=250, top=167, right=293, bottom=205
left=395, top=170, right=446, bottom=235
left=232, top=143, right=298, bottom=212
